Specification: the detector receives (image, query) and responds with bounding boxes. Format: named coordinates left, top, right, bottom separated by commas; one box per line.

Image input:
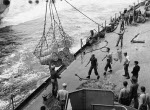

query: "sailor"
left=129, top=8, right=134, bottom=25
left=130, top=76, right=139, bottom=109
left=123, top=52, right=130, bottom=79
left=124, top=10, right=129, bottom=25
left=85, top=54, right=100, bottom=79
left=57, top=83, right=69, bottom=110
left=86, top=30, right=95, bottom=46
left=131, top=61, right=140, bottom=81
left=102, top=47, right=113, bottom=76
left=49, top=65, right=60, bottom=97
left=138, top=86, right=150, bottom=110
left=119, top=81, right=130, bottom=106
left=116, top=28, right=125, bottom=49
left=109, top=18, right=115, bottom=31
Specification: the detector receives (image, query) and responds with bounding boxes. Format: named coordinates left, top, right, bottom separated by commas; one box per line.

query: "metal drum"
left=58, top=51, right=66, bottom=59
left=51, top=52, right=59, bottom=61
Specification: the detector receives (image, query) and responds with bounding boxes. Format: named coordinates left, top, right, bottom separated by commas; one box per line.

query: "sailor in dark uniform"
left=85, top=54, right=100, bottom=79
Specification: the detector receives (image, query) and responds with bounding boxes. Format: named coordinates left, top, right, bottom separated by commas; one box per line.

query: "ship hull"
left=0, top=0, right=10, bottom=20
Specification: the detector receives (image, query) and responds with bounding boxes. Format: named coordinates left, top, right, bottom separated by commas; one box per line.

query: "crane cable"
left=39, top=0, right=49, bottom=59
left=33, top=0, right=49, bottom=58
left=64, top=0, right=104, bottom=28
left=53, top=1, right=73, bottom=48
left=49, top=0, right=60, bottom=47
left=42, top=0, right=49, bottom=45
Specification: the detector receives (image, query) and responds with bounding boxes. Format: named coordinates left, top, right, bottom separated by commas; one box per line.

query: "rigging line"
left=48, top=1, right=57, bottom=47
left=34, top=0, right=49, bottom=56
left=64, top=0, right=104, bottom=28
left=53, top=2, right=68, bottom=45
left=42, top=0, right=48, bottom=38
left=50, top=1, right=60, bottom=47
left=50, top=0, right=56, bottom=26
left=53, top=2, right=62, bottom=26
left=53, top=2, right=65, bottom=39
left=53, top=2, right=66, bottom=40
left=50, top=0, right=55, bottom=27
left=53, top=2, right=67, bottom=40
left=49, top=0, right=56, bottom=39
left=49, top=0, right=53, bottom=25
left=40, top=0, right=49, bottom=56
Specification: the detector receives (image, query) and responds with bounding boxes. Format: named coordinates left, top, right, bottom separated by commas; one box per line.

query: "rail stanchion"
left=133, top=3, right=135, bottom=24
left=110, top=16, right=112, bottom=22
left=105, top=20, right=106, bottom=33
left=10, top=94, right=15, bottom=110
left=80, top=39, right=83, bottom=64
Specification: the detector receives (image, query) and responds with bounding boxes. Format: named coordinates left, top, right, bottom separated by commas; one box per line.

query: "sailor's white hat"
left=62, top=83, right=67, bottom=87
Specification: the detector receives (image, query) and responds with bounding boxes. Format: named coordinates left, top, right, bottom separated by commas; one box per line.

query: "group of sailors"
left=84, top=4, right=150, bottom=110
left=41, top=82, right=68, bottom=110
left=122, top=4, right=146, bottom=25
left=118, top=78, right=150, bottom=110
left=40, top=1, right=150, bottom=110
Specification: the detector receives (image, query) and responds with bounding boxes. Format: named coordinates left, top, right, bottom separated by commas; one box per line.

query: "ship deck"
left=15, top=4, right=150, bottom=110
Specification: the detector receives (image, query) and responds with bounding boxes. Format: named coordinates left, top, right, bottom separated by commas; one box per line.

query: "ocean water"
left=0, top=0, right=139, bottom=109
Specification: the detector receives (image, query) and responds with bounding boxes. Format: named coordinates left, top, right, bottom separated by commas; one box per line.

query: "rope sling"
left=33, top=0, right=74, bottom=67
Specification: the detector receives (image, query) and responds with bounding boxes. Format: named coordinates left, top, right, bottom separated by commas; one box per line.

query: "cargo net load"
left=33, top=0, right=74, bottom=67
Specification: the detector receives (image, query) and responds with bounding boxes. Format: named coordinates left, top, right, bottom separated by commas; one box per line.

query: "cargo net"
left=33, top=0, right=74, bottom=67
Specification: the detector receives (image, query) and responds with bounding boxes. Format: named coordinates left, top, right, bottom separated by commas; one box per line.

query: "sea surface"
left=0, top=0, right=139, bottom=109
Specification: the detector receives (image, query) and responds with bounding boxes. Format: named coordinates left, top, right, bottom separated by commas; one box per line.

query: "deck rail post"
left=10, top=94, right=15, bottom=110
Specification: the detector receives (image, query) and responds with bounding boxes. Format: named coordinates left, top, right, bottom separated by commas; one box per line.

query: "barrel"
left=40, top=55, right=50, bottom=65
left=40, top=52, right=59, bottom=65
left=40, top=45, right=58, bottom=57
left=62, top=57, right=70, bottom=66
left=63, top=39, right=72, bottom=48
left=50, top=59, right=63, bottom=67
left=61, top=53, right=75, bottom=66
left=63, top=47, right=70, bottom=55
left=58, top=51, right=66, bottom=59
